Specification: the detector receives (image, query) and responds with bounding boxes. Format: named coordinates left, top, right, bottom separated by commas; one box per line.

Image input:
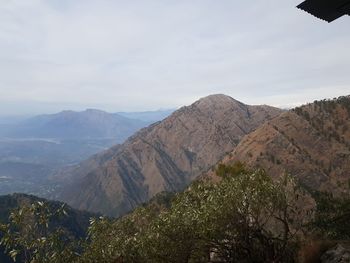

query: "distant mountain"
left=5, top=109, right=147, bottom=142
left=117, top=109, right=175, bottom=123
left=214, top=96, right=350, bottom=194
left=0, top=109, right=157, bottom=197
left=55, top=94, right=283, bottom=217
left=0, top=116, right=30, bottom=139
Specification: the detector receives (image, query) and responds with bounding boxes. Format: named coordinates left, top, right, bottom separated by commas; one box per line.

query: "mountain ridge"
left=5, top=109, right=147, bottom=141
left=55, top=94, right=283, bottom=217
left=210, top=96, right=350, bottom=195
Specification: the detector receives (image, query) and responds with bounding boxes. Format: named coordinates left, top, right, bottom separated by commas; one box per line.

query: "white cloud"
left=0, top=0, right=349, bottom=114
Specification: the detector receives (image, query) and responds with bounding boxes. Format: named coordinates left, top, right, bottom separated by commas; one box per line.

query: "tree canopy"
left=3, top=163, right=349, bottom=262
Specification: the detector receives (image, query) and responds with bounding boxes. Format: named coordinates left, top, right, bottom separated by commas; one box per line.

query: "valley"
left=0, top=110, right=172, bottom=197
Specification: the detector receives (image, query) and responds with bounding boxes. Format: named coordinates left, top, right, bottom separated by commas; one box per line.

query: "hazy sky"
left=0, top=0, right=349, bottom=115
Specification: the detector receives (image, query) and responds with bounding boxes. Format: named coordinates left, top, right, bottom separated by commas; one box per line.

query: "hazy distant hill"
left=5, top=109, right=147, bottom=141
left=214, top=96, right=350, bottom=194
left=56, top=94, right=282, bottom=217
left=0, top=109, right=170, bottom=197
left=117, top=109, right=175, bottom=123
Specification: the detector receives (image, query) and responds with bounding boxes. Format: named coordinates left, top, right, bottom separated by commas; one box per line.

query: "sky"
left=0, top=0, right=349, bottom=115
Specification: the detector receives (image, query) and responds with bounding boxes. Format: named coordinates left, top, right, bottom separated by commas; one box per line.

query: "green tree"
left=136, top=164, right=312, bottom=263
left=0, top=201, right=79, bottom=263
left=0, top=164, right=315, bottom=263
left=310, top=192, right=350, bottom=239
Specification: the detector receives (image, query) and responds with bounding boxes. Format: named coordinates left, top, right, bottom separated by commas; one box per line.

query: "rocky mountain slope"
left=56, top=94, right=283, bottom=217
left=216, top=96, right=350, bottom=194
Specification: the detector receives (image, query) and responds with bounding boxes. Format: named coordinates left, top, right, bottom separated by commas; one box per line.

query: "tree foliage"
left=310, top=191, right=350, bottom=239
left=0, top=164, right=323, bottom=263
left=0, top=201, right=79, bottom=263
left=80, top=164, right=313, bottom=263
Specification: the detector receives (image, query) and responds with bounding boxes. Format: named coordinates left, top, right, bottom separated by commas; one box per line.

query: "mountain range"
left=2, top=94, right=349, bottom=221
left=1, top=94, right=349, bottom=263
left=54, top=94, right=283, bottom=216
left=1, top=109, right=147, bottom=141
left=0, top=109, right=173, bottom=197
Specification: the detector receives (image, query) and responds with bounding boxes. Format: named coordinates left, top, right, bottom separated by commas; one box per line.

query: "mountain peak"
left=194, top=94, right=245, bottom=109
left=57, top=95, right=283, bottom=217
left=197, top=94, right=239, bottom=103
left=188, top=94, right=249, bottom=116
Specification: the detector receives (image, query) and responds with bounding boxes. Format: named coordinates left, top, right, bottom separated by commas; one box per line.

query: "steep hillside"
left=6, top=109, right=147, bottom=142
left=52, top=144, right=121, bottom=186
left=56, top=94, right=282, bottom=217
left=217, top=96, right=350, bottom=194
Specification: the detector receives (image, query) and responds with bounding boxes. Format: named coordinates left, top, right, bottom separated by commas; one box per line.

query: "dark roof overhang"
left=297, top=0, right=350, bottom=22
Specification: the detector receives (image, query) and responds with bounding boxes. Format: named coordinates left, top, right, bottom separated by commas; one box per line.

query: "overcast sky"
left=0, top=0, right=349, bottom=115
